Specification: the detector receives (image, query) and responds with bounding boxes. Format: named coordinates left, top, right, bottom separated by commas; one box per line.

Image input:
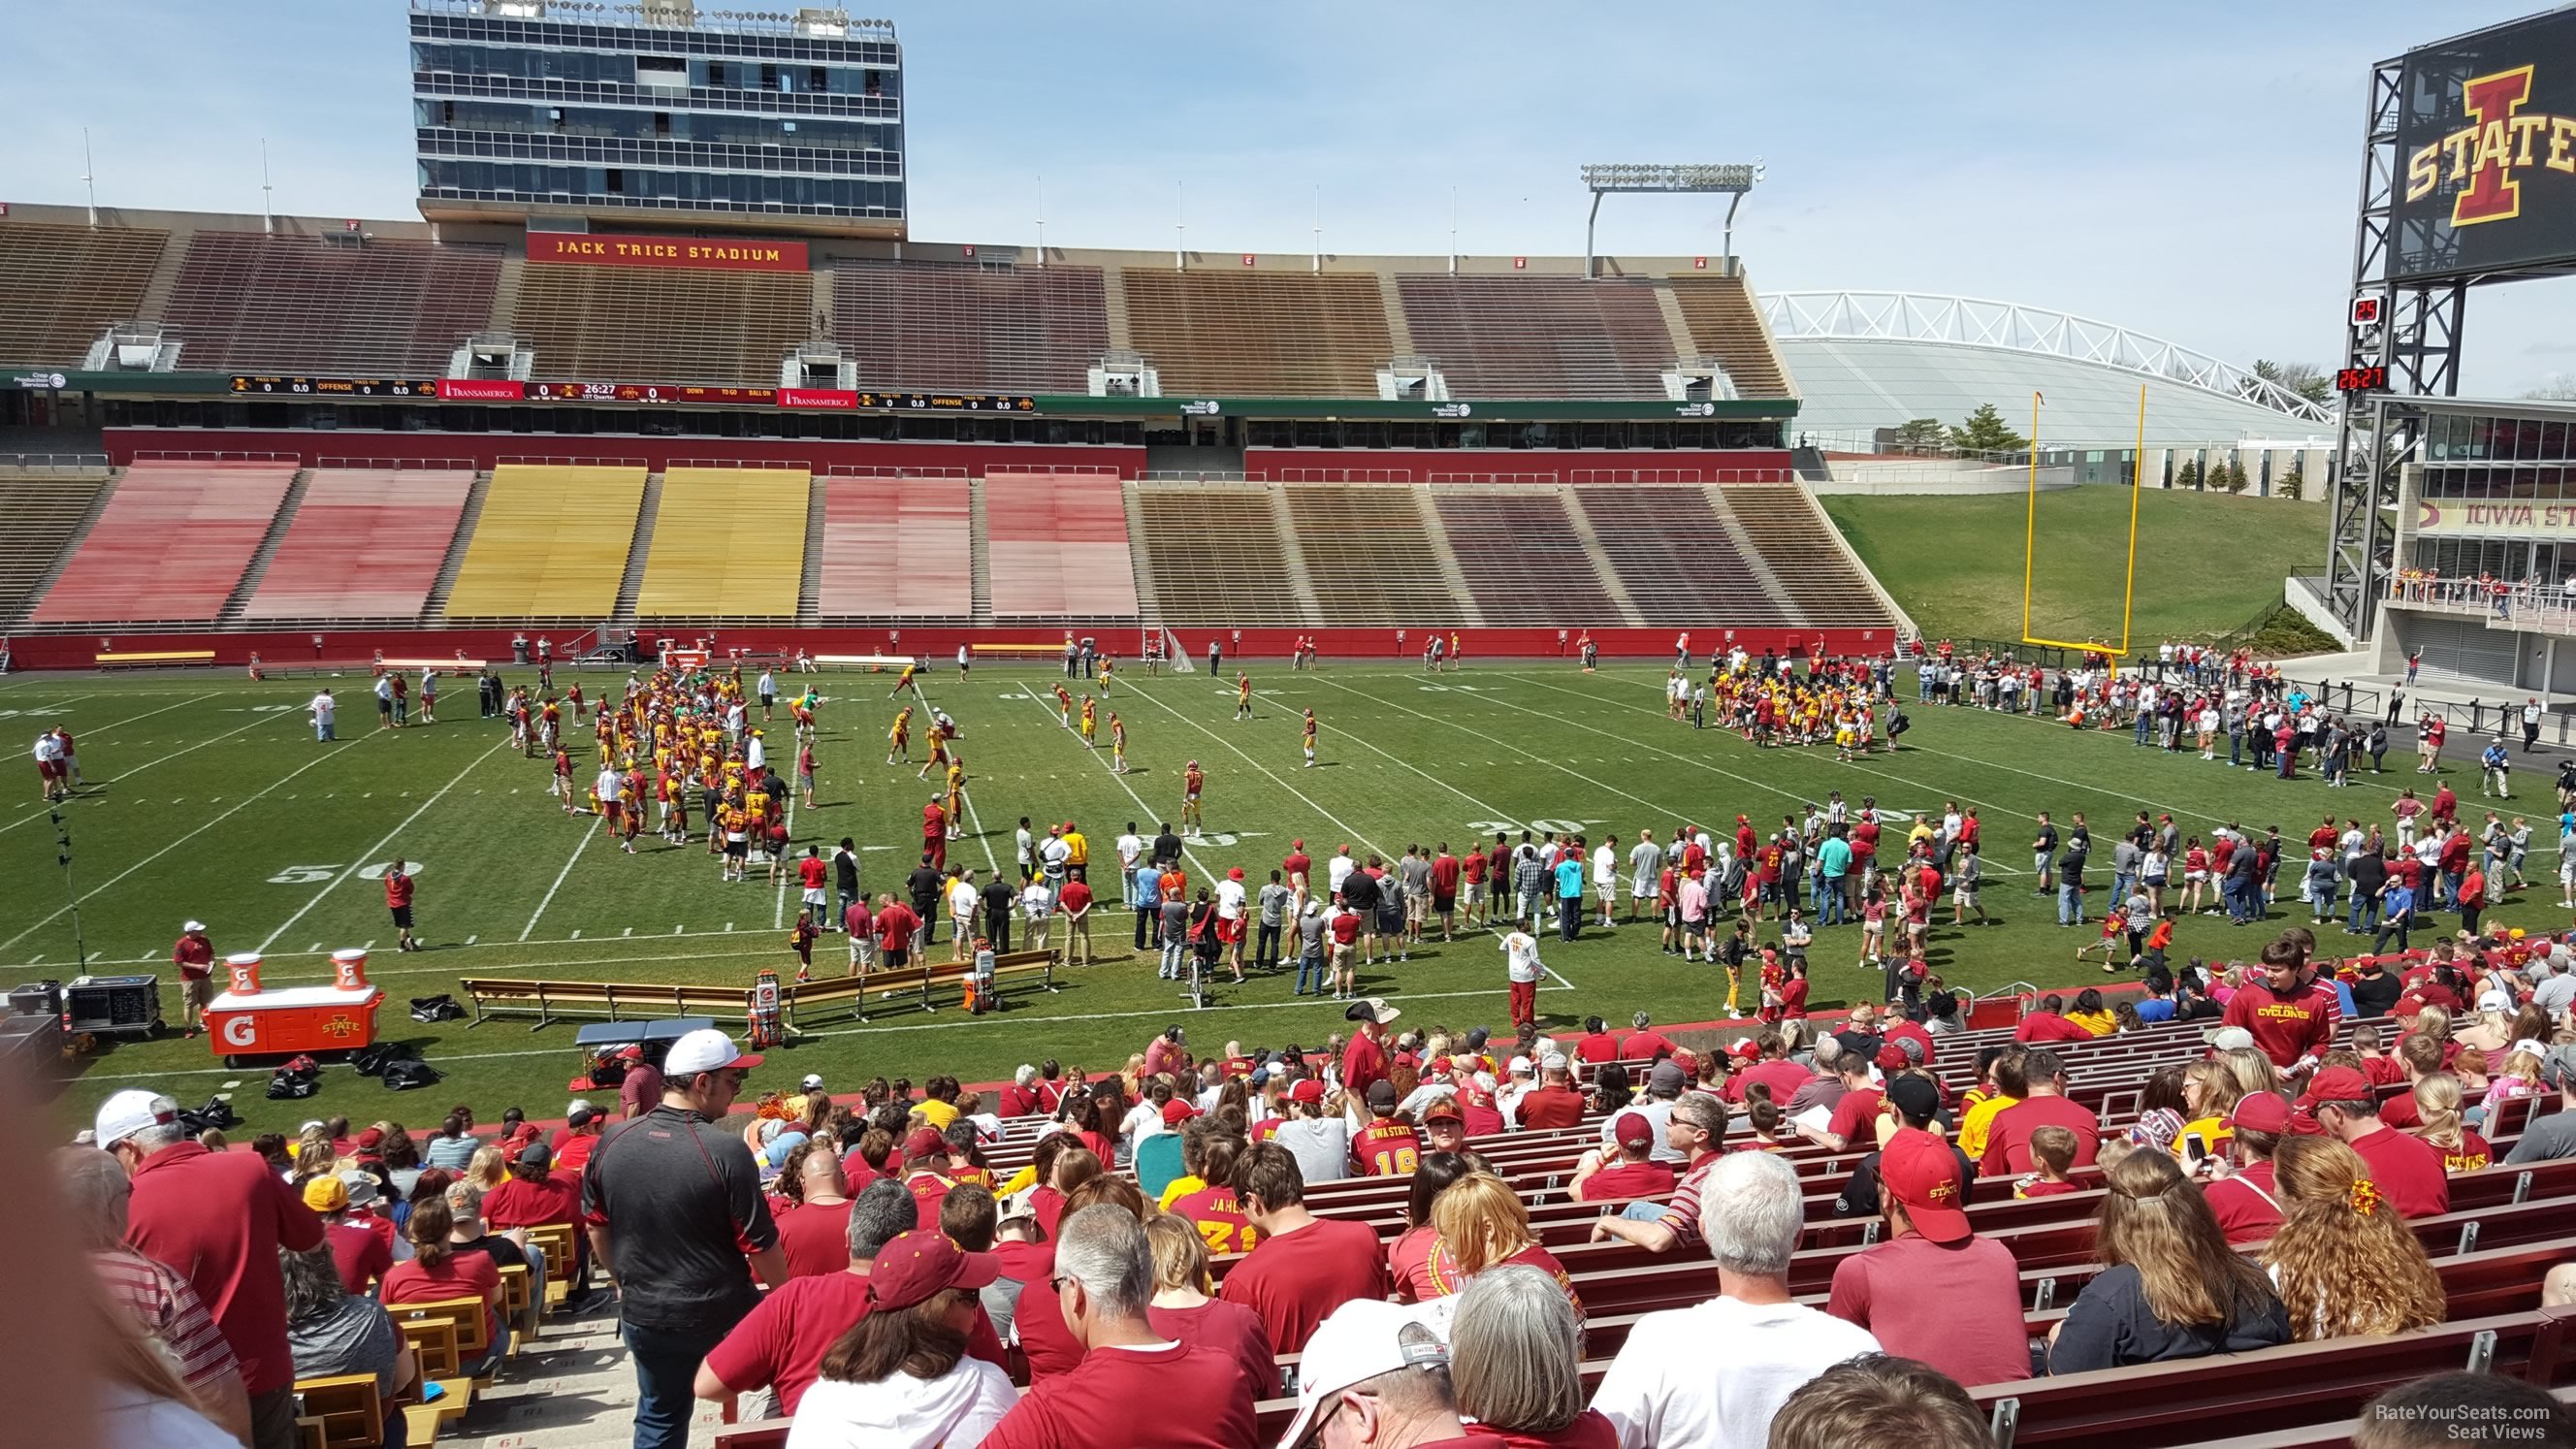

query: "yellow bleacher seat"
left=634, top=467, right=809, bottom=618
left=443, top=465, right=646, bottom=619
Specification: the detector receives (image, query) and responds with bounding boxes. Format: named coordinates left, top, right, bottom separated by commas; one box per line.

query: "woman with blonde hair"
left=2409, top=1073, right=2495, bottom=1173
left=2176, top=1050, right=2276, bottom=1162
left=2476, top=1043, right=2547, bottom=1129
left=2048, top=1150, right=2289, bottom=1371
left=1449, top=1264, right=1617, bottom=1448
left=2400, top=1003, right=2454, bottom=1053
left=290, top=1125, right=339, bottom=1185
left=464, top=1143, right=509, bottom=1197
left=1427, top=1172, right=1581, bottom=1316
left=1141, top=1212, right=1274, bottom=1393
left=2261, top=1138, right=2447, bottom=1340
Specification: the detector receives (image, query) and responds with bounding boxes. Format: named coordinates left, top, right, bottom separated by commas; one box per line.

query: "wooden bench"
left=459, top=977, right=753, bottom=1029
left=788, top=947, right=1061, bottom=1023
left=293, top=1373, right=386, bottom=1449
left=523, top=1222, right=578, bottom=1308
left=389, top=1295, right=504, bottom=1389
left=95, top=649, right=217, bottom=668
left=971, top=642, right=1076, bottom=656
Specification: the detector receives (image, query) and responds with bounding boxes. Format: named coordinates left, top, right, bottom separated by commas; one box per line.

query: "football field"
left=4, top=660, right=2537, bottom=1137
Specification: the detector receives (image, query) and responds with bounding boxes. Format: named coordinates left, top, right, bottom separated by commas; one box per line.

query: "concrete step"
left=215, top=467, right=312, bottom=624
left=421, top=469, right=495, bottom=626
left=606, top=471, right=665, bottom=629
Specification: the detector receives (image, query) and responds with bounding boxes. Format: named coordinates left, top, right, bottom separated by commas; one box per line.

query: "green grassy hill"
left=1822, top=486, right=2329, bottom=646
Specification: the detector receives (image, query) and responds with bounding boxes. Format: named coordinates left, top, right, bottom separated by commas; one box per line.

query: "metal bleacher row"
left=700, top=1011, right=2576, bottom=1449
left=0, top=468, right=1892, bottom=633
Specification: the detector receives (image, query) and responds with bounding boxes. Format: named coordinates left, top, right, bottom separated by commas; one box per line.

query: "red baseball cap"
left=1423, top=1098, right=1465, bottom=1125
left=1880, top=1128, right=1971, bottom=1243
left=864, top=1229, right=1001, bottom=1311
left=1613, top=1111, right=1653, bottom=1148
left=1161, top=1099, right=1197, bottom=1126
left=1726, top=1038, right=1762, bottom=1061
left=902, top=1126, right=948, bottom=1161
left=1289, top=1079, right=1325, bottom=1104
left=2231, top=1092, right=2291, bottom=1134
left=2306, top=1066, right=2376, bottom=1106
left=1875, top=1044, right=1909, bottom=1072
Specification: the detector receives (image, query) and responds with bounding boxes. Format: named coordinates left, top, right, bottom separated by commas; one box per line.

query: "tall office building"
left=410, top=0, right=904, bottom=236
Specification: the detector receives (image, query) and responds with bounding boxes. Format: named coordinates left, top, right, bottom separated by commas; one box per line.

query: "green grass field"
left=1824, top=488, right=2330, bottom=645
left=7, top=660, right=2535, bottom=1139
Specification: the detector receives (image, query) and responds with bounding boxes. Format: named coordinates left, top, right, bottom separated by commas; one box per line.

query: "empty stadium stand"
left=239, top=467, right=477, bottom=622
left=28, top=460, right=298, bottom=626
left=1433, top=488, right=1624, bottom=626
left=1129, top=484, right=1309, bottom=627
left=830, top=260, right=1107, bottom=395
left=0, top=222, right=169, bottom=367
left=440, top=465, right=647, bottom=621
left=512, top=265, right=810, bottom=388
left=0, top=472, right=112, bottom=625
left=1573, top=485, right=1798, bottom=628
left=815, top=476, right=971, bottom=620
left=1280, top=486, right=1468, bottom=627
left=1397, top=275, right=1673, bottom=400
left=1666, top=273, right=1795, bottom=399
left=1122, top=271, right=1390, bottom=398
left=1722, top=483, right=1898, bottom=628
left=984, top=470, right=1138, bottom=622
left=159, top=232, right=502, bottom=375
left=633, top=467, right=811, bottom=619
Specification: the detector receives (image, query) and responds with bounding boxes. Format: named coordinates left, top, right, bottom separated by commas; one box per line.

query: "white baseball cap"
left=182, top=920, right=207, bottom=934
left=800, top=1074, right=824, bottom=1091
left=95, top=1090, right=180, bottom=1146
left=662, top=1027, right=762, bottom=1077
left=1506, top=1055, right=1532, bottom=1077
left=1273, top=1299, right=1451, bottom=1449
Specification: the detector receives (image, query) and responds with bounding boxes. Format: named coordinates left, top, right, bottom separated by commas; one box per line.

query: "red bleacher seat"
left=240, top=467, right=474, bottom=622
left=984, top=471, right=1137, bottom=622
left=30, top=461, right=298, bottom=626
left=817, top=477, right=970, bottom=620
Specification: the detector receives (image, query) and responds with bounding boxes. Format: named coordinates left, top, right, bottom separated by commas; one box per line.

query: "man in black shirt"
left=1338, top=865, right=1384, bottom=966
left=981, top=870, right=1017, bottom=952
left=2349, top=956, right=2403, bottom=1018
left=1153, top=821, right=1183, bottom=868
left=2346, top=849, right=2389, bottom=935
left=585, top=1028, right=785, bottom=1449
left=2031, top=813, right=2059, bottom=894
left=832, top=837, right=862, bottom=930
left=907, top=853, right=944, bottom=946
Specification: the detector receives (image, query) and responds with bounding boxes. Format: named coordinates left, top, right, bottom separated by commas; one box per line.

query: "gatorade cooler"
left=204, top=950, right=384, bottom=1063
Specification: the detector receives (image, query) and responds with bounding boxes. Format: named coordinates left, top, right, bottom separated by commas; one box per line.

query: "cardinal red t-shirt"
left=982, top=1339, right=1257, bottom=1449
left=773, top=1197, right=855, bottom=1278
left=2348, top=1126, right=2452, bottom=1218
left=1166, top=1185, right=1261, bottom=1257
left=701, top=1270, right=1006, bottom=1414
left=482, top=1173, right=582, bottom=1231
left=798, top=856, right=827, bottom=890
left=323, top=1220, right=392, bottom=1296
left=2013, top=1013, right=2095, bottom=1045
left=1979, top=1095, right=2101, bottom=1176
left=1516, top=1086, right=1586, bottom=1130
left=1576, top=1160, right=1676, bottom=1203
left=1217, top=1217, right=1391, bottom=1354
left=1825, top=1087, right=1884, bottom=1145
left=1355, top=1119, right=1421, bottom=1177
left=1386, top=1224, right=1441, bottom=1304
left=1146, top=1299, right=1276, bottom=1401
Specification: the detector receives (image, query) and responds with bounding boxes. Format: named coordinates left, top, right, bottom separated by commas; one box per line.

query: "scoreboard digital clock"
left=2334, top=365, right=2389, bottom=394
left=231, top=375, right=438, bottom=398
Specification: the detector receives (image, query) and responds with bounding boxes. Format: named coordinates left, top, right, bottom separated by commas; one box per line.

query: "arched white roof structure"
left=1761, top=291, right=2332, bottom=444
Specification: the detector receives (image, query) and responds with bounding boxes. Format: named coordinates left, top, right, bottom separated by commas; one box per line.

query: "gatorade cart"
left=204, top=950, right=387, bottom=1068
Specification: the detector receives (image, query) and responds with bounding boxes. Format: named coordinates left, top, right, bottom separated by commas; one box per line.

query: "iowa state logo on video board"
left=2395, top=10, right=2576, bottom=280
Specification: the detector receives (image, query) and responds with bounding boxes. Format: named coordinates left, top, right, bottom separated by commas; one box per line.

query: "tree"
left=2221, top=459, right=2252, bottom=495
left=2252, top=358, right=2333, bottom=406
left=2176, top=458, right=2203, bottom=491
left=2279, top=456, right=2304, bottom=501
left=1948, top=402, right=2029, bottom=455
left=1889, top=417, right=1946, bottom=454
left=2526, top=372, right=2576, bottom=402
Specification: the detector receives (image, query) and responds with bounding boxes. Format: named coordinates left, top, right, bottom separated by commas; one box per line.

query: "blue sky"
left=5, top=0, right=2571, bottom=394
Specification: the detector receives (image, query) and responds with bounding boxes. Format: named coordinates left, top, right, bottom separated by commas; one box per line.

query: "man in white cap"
left=57, top=1144, right=253, bottom=1445
left=582, top=1027, right=787, bottom=1449
left=170, top=919, right=216, bottom=1037
left=1272, top=1297, right=1497, bottom=1449
left=97, top=1087, right=325, bottom=1449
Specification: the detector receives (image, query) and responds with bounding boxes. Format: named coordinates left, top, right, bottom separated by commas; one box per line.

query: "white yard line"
left=0, top=730, right=385, bottom=954
left=1010, top=686, right=1226, bottom=885
left=82, top=981, right=1577, bottom=1079
left=914, top=682, right=1004, bottom=877
left=1121, top=679, right=1390, bottom=859
left=523, top=815, right=601, bottom=942
left=0, top=700, right=274, bottom=837
left=256, top=737, right=512, bottom=950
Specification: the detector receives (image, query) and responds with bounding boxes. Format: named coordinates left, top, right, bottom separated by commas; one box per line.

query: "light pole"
left=1577, top=161, right=1764, bottom=279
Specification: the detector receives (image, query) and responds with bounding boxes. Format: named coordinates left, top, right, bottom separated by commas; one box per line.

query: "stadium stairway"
left=1705, top=484, right=1806, bottom=626
left=969, top=476, right=994, bottom=626
left=1792, top=444, right=1832, bottom=482
left=422, top=469, right=495, bottom=626
left=214, top=467, right=312, bottom=625
left=795, top=474, right=827, bottom=627
left=1119, top=480, right=1167, bottom=625
left=1263, top=484, right=1328, bottom=625
left=1410, top=487, right=1487, bottom=628
left=2, top=468, right=119, bottom=629
left=605, top=472, right=665, bottom=629
left=486, top=252, right=526, bottom=335
left=1556, top=484, right=1649, bottom=626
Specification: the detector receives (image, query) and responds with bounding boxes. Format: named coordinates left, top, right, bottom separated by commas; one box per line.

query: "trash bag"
left=409, top=994, right=465, bottom=1023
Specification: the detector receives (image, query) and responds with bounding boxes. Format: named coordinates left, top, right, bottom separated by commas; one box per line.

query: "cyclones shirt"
left=2221, top=979, right=2338, bottom=1070
left=1354, top=1118, right=1421, bottom=1177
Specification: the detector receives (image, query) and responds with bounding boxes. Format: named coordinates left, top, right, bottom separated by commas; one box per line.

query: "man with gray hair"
left=2532, top=950, right=2576, bottom=1017
left=1591, top=1152, right=1881, bottom=1448
left=95, top=1088, right=325, bottom=1449
left=981, top=1203, right=1258, bottom=1446
left=694, top=1178, right=1003, bottom=1417
left=58, top=1146, right=253, bottom=1444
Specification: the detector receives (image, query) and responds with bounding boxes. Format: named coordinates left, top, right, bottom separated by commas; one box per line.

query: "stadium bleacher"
left=1667, top=273, right=1795, bottom=399
left=512, top=264, right=811, bottom=388
left=28, top=460, right=298, bottom=626
left=1723, top=483, right=1900, bottom=629
left=239, top=466, right=477, bottom=622
left=1128, top=483, right=1310, bottom=628
left=633, top=467, right=811, bottom=619
left=1279, top=485, right=1469, bottom=626
left=1396, top=275, right=1676, bottom=400
left=440, top=465, right=648, bottom=621
left=1573, top=485, right=1799, bottom=628
left=830, top=259, right=1108, bottom=395
left=1122, top=270, right=1391, bottom=398
left=815, top=475, right=971, bottom=620
left=0, top=221, right=169, bottom=367
left=159, top=232, right=502, bottom=376
left=1433, top=488, right=1624, bottom=626
left=0, top=471, right=113, bottom=625
left=984, top=470, right=1139, bottom=623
